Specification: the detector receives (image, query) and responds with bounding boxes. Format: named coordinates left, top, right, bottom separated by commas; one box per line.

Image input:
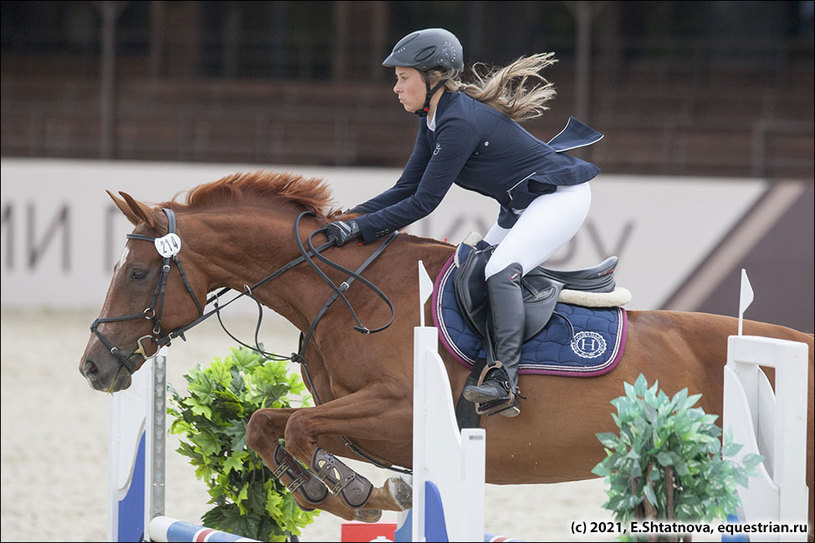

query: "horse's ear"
left=107, top=190, right=158, bottom=228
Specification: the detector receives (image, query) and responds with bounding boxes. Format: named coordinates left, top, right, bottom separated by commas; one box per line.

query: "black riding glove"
left=325, top=219, right=361, bottom=246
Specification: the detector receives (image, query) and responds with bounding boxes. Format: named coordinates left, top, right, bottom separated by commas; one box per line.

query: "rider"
left=324, top=28, right=602, bottom=417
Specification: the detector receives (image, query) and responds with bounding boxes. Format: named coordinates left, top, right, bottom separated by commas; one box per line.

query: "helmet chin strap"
left=415, top=79, right=447, bottom=117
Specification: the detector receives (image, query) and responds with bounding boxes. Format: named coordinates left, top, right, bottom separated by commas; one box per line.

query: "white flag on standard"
left=418, top=260, right=434, bottom=327
left=738, top=268, right=754, bottom=336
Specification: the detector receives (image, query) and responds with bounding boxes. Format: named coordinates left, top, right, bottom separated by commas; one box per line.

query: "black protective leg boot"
left=462, top=262, right=525, bottom=416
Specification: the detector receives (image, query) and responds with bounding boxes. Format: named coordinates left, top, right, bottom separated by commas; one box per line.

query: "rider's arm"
left=354, top=117, right=480, bottom=242
left=350, top=128, right=432, bottom=214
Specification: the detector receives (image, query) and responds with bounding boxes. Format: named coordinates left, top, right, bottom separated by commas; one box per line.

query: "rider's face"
left=393, top=67, right=426, bottom=113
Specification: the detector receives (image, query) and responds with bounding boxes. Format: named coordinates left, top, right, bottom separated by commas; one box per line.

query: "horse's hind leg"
left=246, top=407, right=383, bottom=521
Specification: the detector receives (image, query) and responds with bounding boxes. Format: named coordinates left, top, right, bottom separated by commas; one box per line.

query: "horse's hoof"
left=386, top=476, right=413, bottom=510
left=354, top=508, right=382, bottom=523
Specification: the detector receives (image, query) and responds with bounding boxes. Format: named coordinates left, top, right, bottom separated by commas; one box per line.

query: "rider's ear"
left=107, top=190, right=158, bottom=228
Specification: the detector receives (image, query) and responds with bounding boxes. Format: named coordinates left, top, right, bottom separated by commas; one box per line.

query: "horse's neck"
left=189, top=210, right=454, bottom=332
left=190, top=210, right=331, bottom=331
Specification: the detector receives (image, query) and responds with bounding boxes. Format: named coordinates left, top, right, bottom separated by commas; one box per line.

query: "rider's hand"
left=325, top=219, right=361, bottom=246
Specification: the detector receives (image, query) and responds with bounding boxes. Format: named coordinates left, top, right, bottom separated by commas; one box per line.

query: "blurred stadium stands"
left=2, top=1, right=812, bottom=179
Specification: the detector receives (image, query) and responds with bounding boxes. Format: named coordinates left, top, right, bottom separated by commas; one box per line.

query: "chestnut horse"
left=80, top=171, right=813, bottom=528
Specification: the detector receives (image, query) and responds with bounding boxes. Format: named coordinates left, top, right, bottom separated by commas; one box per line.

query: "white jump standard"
left=108, top=349, right=259, bottom=542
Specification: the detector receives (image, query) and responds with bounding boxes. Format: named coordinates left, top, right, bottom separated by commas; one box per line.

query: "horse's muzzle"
left=80, top=357, right=132, bottom=392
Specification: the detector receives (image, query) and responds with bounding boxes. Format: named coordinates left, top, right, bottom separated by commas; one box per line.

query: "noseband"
left=90, top=208, right=203, bottom=374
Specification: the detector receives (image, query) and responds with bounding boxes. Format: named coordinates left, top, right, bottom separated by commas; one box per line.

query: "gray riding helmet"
left=382, top=28, right=463, bottom=76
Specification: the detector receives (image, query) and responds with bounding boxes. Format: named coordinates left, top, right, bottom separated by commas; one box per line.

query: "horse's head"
left=80, top=191, right=206, bottom=392
left=81, top=170, right=345, bottom=392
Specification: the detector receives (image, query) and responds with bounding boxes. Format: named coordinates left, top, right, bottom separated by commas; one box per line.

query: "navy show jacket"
left=352, top=91, right=603, bottom=243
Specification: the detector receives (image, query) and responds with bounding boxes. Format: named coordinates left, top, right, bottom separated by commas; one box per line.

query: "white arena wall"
left=1, top=158, right=770, bottom=314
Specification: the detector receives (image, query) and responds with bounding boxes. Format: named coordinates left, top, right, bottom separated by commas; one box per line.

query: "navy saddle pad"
left=431, top=255, right=627, bottom=377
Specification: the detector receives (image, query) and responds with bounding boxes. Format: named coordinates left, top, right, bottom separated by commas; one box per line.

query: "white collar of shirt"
left=427, top=111, right=436, bottom=131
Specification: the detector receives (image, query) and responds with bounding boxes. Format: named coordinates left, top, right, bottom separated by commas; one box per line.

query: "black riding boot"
left=462, top=262, right=525, bottom=417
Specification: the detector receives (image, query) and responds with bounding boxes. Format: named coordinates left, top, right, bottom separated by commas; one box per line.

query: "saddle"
left=453, top=233, right=619, bottom=342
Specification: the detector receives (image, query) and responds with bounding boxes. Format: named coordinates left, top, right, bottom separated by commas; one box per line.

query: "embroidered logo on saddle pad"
left=431, top=255, right=627, bottom=377
left=571, top=331, right=608, bottom=359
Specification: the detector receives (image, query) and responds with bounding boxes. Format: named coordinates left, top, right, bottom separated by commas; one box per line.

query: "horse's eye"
left=130, top=269, right=147, bottom=281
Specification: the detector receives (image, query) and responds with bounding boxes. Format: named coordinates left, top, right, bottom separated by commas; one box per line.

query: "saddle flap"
left=520, top=277, right=563, bottom=339
left=453, top=242, right=490, bottom=338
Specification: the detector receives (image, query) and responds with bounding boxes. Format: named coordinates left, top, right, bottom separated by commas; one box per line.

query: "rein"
left=93, top=208, right=409, bottom=474
left=208, top=211, right=397, bottom=363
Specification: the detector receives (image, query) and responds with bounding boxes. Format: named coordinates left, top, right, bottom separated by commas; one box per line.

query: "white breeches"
left=483, top=182, right=591, bottom=279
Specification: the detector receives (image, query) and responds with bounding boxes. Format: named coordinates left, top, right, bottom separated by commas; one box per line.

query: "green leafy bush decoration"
left=168, top=346, right=320, bottom=541
left=592, top=374, right=762, bottom=540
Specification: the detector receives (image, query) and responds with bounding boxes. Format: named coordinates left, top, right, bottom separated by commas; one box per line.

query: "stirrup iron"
left=470, top=362, right=521, bottom=417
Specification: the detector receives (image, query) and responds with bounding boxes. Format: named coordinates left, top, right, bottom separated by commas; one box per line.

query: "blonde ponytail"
left=450, top=53, right=558, bottom=123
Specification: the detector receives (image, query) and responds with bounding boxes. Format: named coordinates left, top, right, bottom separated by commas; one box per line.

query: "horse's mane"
left=165, top=170, right=338, bottom=220
left=159, top=169, right=453, bottom=248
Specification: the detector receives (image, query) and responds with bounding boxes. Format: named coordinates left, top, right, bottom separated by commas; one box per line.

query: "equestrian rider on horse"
left=324, top=28, right=602, bottom=417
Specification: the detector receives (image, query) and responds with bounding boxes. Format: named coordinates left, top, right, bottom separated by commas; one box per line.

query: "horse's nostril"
left=82, top=359, right=99, bottom=378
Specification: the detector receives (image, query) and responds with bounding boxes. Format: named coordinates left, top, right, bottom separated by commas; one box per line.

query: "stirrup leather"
left=311, top=447, right=373, bottom=508
left=271, top=444, right=328, bottom=509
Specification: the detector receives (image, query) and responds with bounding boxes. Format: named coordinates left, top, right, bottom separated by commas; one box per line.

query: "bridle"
left=90, top=208, right=203, bottom=375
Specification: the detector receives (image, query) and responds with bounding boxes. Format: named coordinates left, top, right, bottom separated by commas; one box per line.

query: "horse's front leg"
left=245, top=407, right=388, bottom=522
left=279, top=381, right=413, bottom=516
